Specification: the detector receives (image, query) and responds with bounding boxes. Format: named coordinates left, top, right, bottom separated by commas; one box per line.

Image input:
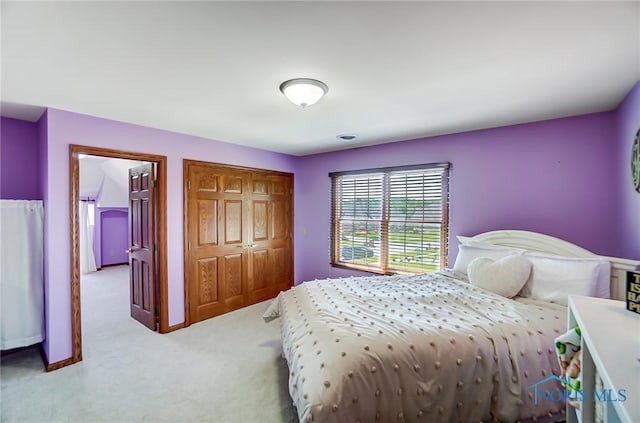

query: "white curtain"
left=0, top=200, right=45, bottom=350
left=79, top=201, right=97, bottom=274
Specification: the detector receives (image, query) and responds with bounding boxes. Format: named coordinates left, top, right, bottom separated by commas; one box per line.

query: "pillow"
left=520, top=253, right=610, bottom=305
left=468, top=255, right=532, bottom=298
left=453, top=243, right=525, bottom=275
left=593, top=260, right=612, bottom=299
left=456, top=235, right=475, bottom=246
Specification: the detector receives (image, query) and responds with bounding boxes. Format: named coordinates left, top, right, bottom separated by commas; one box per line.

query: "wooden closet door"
left=186, top=163, right=249, bottom=322
left=185, top=160, right=293, bottom=324
left=247, top=173, right=293, bottom=304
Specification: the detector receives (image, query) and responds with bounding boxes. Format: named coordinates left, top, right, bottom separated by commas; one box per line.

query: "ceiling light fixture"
left=279, top=78, right=328, bottom=108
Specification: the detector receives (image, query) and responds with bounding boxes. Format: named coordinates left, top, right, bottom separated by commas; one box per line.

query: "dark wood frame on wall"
left=68, top=145, right=170, bottom=367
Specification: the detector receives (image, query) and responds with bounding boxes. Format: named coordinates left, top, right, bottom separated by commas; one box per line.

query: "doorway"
left=69, top=145, right=169, bottom=364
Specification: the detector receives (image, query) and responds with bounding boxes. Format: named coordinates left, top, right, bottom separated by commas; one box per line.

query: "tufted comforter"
left=264, top=272, right=568, bottom=423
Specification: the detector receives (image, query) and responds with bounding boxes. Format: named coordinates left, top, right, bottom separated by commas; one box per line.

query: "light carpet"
left=1, top=265, right=297, bottom=422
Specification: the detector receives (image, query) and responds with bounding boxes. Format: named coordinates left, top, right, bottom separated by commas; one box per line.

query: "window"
left=330, top=163, right=449, bottom=274
left=87, top=202, right=95, bottom=226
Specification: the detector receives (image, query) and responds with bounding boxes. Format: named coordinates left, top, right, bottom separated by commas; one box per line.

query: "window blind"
left=330, top=163, right=449, bottom=274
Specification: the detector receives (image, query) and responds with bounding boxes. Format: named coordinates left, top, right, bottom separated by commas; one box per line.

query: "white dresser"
left=567, top=295, right=640, bottom=423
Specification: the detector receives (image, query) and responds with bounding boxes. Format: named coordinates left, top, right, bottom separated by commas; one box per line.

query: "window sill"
left=330, top=262, right=436, bottom=276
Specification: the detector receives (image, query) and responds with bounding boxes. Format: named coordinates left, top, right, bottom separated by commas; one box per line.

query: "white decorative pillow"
left=453, top=244, right=525, bottom=275
left=520, top=254, right=608, bottom=305
left=468, top=255, right=532, bottom=298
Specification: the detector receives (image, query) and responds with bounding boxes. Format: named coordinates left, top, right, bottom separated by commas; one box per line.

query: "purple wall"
left=29, top=81, right=639, bottom=365
left=92, top=205, right=129, bottom=269
left=1, top=117, right=41, bottom=199
left=294, top=112, right=621, bottom=283
left=617, top=81, right=640, bottom=260
left=41, top=108, right=297, bottom=363
left=100, top=209, right=128, bottom=266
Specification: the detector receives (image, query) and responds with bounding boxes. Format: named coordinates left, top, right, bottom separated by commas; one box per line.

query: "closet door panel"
left=271, top=197, right=290, bottom=241
left=223, top=253, right=243, bottom=296
left=250, top=249, right=269, bottom=291
left=197, top=257, right=219, bottom=304
left=269, top=246, right=292, bottom=289
left=252, top=201, right=269, bottom=241
left=224, top=200, right=243, bottom=245
left=197, top=199, right=218, bottom=246
left=252, top=179, right=269, bottom=195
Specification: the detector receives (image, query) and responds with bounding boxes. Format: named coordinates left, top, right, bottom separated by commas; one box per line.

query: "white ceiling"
left=2, top=1, right=639, bottom=156
left=79, top=156, right=110, bottom=199
left=79, top=155, right=145, bottom=203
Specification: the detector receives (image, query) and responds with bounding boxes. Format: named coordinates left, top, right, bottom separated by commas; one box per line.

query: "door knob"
left=126, top=247, right=139, bottom=253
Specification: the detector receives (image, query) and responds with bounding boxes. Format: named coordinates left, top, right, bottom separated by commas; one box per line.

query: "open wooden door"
left=128, top=163, right=157, bottom=330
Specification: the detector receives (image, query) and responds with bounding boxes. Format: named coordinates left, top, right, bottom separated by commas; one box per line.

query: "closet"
left=0, top=200, right=44, bottom=350
left=184, top=160, right=293, bottom=324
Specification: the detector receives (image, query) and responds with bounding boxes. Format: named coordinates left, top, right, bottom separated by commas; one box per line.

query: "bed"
left=264, top=230, right=638, bottom=423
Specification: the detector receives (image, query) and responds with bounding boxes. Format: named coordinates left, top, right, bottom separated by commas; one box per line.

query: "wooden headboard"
left=458, top=230, right=640, bottom=301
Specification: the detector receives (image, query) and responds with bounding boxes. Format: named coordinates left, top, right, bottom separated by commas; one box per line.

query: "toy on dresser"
left=555, top=326, right=582, bottom=408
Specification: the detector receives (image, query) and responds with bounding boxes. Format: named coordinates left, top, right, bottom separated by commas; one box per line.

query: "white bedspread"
left=264, top=272, right=567, bottom=423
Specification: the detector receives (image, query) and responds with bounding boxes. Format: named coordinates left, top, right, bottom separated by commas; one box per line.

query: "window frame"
left=330, top=162, right=450, bottom=274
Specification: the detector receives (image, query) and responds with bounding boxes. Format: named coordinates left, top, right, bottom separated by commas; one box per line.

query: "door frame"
left=69, top=144, right=169, bottom=364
